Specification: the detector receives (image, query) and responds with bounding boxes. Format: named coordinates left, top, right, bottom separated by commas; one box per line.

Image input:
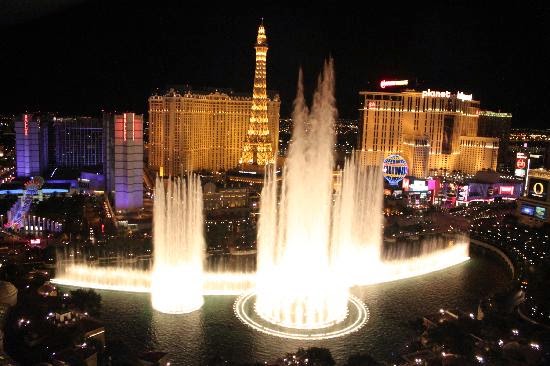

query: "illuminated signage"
left=528, top=178, right=548, bottom=201
left=422, top=89, right=451, bottom=98
left=380, top=79, right=409, bottom=89
left=123, top=114, right=127, bottom=142
left=458, top=185, right=469, bottom=201
left=535, top=206, right=547, bottom=220
left=30, top=239, right=41, bottom=245
left=499, top=186, right=515, bottom=195
left=402, top=177, right=410, bottom=191
left=409, top=179, right=429, bottom=192
left=383, top=154, right=408, bottom=185
left=520, top=204, right=534, bottom=216
left=457, top=91, right=473, bottom=101
left=515, top=152, right=529, bottom=178
left=24, top=114, right=29, bottom=136
left=368, top=101, right=376, bottom=109
left=421, top=89, right=473, bottom=101
left=131, top=113, right=135, bottom=141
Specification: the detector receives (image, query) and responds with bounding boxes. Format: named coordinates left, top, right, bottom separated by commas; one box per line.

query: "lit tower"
left=240, top=21, right=273, bottom=166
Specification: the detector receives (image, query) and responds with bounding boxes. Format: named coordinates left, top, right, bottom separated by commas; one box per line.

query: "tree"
left=69, top=289, right=102, bottom=315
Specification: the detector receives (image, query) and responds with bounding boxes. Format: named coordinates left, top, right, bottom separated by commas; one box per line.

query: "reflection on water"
left=88, top=256, right=509, bottom=365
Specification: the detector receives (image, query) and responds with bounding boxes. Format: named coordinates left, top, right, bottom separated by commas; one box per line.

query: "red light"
left=123, top=114, right=127, bottom=142
left=380, top=79, right=408, bottom=89
left=101, top=224, right=105, bottom=233
left=402, top=178, right=410, bottom=191
left=499, top=186, right=514, bottom=195
left=516, top=158, right=526, bottom=169
left=24, top=114, right=29, bottom=136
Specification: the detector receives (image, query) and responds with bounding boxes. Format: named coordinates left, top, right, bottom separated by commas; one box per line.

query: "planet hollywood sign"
left=421, top=89, right=473, bottom=101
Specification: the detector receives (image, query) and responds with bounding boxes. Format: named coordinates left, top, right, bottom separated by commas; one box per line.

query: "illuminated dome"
left=0, top=281, right=18, bottom=306
left=383, top=154, right=408, bottom=185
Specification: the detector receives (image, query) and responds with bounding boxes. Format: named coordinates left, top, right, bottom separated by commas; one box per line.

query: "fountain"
left=255, top=60, right=352, bottom=329
left=53, top=60, right=469, bottom=339
left=151, top=175, right=205, bottom=314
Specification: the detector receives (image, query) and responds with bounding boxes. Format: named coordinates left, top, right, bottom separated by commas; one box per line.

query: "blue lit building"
left=53, top=117, right=104, bottom=169
left=15, top=114, right=48, bottom=178
left=103, top=112, right=143, bottom=211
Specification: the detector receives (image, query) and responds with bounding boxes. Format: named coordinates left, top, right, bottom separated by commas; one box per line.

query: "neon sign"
left=422, top=89, right=451, bottom=98
left=457, top=91, right=473, bottom=101
left=421, top=89, right=473, bottom=101
left=533, top=182, right=545, bottom=195
left=380, top=79, right=408, bottom=89
left=131, top=113, right=135, bottom=141
left=123, top=114, right=127, bottom=142
left=515, top=152, right=528, bottom=178
left=24, top=114, right=29, bottom=136
left=498, top=186, right=514, bottom=195
left=528, top=178, right=548, bottom=201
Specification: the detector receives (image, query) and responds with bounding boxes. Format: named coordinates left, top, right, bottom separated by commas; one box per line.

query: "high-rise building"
left=54, top=117, right=104, bottom=169
left=104, top=112, right=143, bottom=210
left=240, top=22, right=274, bottom=166
left=15, top=114, right=48, bottom=178
left=358, top=88, right=499, bottom=176
left=478, top=111, right=512, bottom=172
left=148, top=24, right=280, bottom=177
left=148, top=90, right=279, bottom=176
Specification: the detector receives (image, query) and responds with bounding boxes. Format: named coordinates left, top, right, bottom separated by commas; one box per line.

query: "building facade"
left=478, top=111, right=512, bottom=172
left=358, top=89, right=499, bottom=176
left=148, top=23, right=280, bottom=177
left=54, top=117, right=104, bottom=168
left=104, top=113, right=143, bottom=210
left=15, top=114, right=48, bottom=178
left=148, top=90, right=279, bottom=176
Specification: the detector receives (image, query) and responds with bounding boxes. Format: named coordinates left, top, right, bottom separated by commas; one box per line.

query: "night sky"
left=1, top=1, right=549, bottom=127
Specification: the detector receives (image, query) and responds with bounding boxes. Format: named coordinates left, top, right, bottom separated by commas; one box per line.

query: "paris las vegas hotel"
left=358, top=80, right=499, bottom=177
left=148, top=23, right=279, bottom=177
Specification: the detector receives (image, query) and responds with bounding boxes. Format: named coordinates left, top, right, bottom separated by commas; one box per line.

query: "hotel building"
left=148, top=90, right=279, bottom=176
left=478, top=111, right=512, bottom=171
left=15, top=114, right=49, bottom=178
left=148, top=23, right=280, bottom=176
left=358, top=88, right=498, bottom=176
left=103, top=112, right=143, bottom=210
left=53, top=117, right=104, bottom=169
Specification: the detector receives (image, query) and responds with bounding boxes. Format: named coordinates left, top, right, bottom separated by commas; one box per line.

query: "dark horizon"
left=1, top=1, right=549, bottom=127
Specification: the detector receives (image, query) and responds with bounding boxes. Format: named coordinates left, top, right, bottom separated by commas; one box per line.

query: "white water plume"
left=256, top=60, right=350, bottom=329
left=151, top=175, right=205, bottom=314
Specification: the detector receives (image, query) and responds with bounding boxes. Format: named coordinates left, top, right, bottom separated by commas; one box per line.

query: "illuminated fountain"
left=53, top=60, right=469, bottom=340
left=234, top=60, right=468, bottom=338
left=255, top=62, right=350, bottom=330
left=151, top=175, right=205, bottom=314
